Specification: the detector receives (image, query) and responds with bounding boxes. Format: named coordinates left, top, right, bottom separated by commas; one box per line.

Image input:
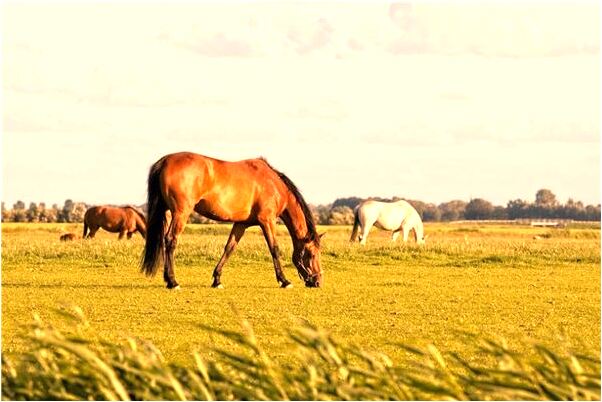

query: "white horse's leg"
left=391, top=231, right=400, bottom=242
left=415, top=223, right=426, bottom=244
left=402, top=225, right=410, bottom=242
left=359, top=220, right=374, bottom=246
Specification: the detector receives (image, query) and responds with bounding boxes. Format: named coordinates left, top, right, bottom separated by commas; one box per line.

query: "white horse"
left=350, top=199, right=426, bottom=245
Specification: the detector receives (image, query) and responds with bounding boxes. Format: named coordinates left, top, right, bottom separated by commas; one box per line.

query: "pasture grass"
left=2, top=306, right=599, bottom=400
left=2, top=222, right=600, bottom=395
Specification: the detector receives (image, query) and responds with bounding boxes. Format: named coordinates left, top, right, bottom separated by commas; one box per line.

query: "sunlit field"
left=1, top=222, right=600, bottom=399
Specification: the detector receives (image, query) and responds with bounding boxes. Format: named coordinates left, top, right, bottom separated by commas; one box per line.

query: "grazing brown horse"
left=83, top=206, right=147, bottom=240
left=141, top=152, right=323, bottom=289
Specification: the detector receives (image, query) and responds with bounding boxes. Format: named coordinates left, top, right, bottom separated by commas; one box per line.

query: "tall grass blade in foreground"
left=2, top=307, right=600, bottom=401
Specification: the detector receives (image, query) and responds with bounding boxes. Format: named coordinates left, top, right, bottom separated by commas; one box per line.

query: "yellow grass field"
left=2, top=222, right=599, bottom=367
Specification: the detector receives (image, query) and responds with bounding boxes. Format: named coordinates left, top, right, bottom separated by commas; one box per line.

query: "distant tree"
left=39, top=202, right=58, bottom=223
left=13, top=200, right=25, bottom=211
left=465, top=198, right=494, bottom=220
left=327, top=206, right=355, bottom=225
left=331, top=197, right=363, bottom=210
left=584, top=204, right=601, bottom=221
left=27, top=202, right=39, bottom=222
left=420, top=203, right=441, bottom=222
left=438, top=200, right=466, bottom=221
left=36, top=202, right=47, bottom=222
left=71, top=203, right=88, bottom=222
left=507, top=199, right=529, bottom=219
left=535, top=189, right=558, bottom=207
left=12, top=210, right=27, bottom=222
left=2, top=202, right=12, bottom=222
left=9, top=200, right=27, bottom=222
left=60, top=199, right=74, bottom=222
left=492, top=206, right=508, bottom=220
left=310, top=204, right=332, bottom=225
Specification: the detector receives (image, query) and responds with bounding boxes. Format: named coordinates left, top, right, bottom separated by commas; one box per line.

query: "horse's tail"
left=141, top=158, right=168, bottom=276
left=350, top=206, right=360, bottom=242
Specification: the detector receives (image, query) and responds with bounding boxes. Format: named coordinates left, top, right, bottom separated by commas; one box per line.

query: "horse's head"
left=293, top=234, right=324, bottom=288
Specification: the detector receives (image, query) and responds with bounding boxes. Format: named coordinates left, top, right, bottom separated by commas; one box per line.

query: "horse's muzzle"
left=305, top=279, right=321, bottom=288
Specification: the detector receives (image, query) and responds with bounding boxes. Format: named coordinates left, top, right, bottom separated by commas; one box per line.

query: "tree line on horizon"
left=1, top=189, right=600, bottom=224
left=313, top=189, right=600, bottom=225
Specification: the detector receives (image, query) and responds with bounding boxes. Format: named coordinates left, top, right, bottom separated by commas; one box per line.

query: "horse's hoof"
left=169, top=285, right=181, bottom=291
left=280, top=282, right=293, bottom=289
left=212, top=284, right=224, bottom=289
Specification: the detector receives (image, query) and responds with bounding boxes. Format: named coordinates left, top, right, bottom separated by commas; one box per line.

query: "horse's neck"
left=280, top=201, right=309, bottom=249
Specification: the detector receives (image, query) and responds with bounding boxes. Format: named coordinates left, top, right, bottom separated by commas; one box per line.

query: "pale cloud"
left=386, top=2, right=600, bottom=57
left=163, top=32, right=256, bottom=58
left=389, top=3, right=416, bottom=31
left=288, top=18, right=334, bottom=55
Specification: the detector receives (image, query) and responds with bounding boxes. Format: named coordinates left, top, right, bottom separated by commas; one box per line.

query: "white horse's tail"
left=350, top=207, right=360, bottom=242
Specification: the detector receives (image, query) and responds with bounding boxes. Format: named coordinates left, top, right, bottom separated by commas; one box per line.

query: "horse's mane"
left=260, top=158, right=319, bottom=245
left=124, top=205, right=146, bottom=222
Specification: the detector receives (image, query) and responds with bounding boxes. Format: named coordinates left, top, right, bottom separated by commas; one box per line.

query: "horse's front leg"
left=211, top=223, right=248, bottom=288
left=402, top=226, right=410, bottom=242
left=260, top=220, right=291, bottom=288
left=359, top=221, right=374, bottom=246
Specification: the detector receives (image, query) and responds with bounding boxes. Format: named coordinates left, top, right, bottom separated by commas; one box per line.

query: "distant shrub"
left=327, top=206, right=355, bottom=225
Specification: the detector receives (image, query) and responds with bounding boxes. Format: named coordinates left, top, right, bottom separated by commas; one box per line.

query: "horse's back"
left=358, top=199, right=421, bottom=231
left=85, top=205, right=127, bottom=232
left=357, top=200, right=402, bottom=231
left=159, top=152, right=288, bottom=222
left=84, top=206, right=103, bottom=222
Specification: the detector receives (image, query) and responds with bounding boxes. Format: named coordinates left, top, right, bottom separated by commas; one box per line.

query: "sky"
left=2, top=1, right=600, bottom=208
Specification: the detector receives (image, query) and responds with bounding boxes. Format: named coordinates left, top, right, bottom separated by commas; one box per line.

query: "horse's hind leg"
left=87, top=226, right=99, bottom=238
left=391, top=231, right=400, bottom=242
left=163, top=209, right=190, bottom=289
left=260, top=219, right=291, bottom=288
left=127, top=232, right=133, bottom=239
left=211, top=223, right=248, bottom=288
left=118, top=230, right=126, bottom=240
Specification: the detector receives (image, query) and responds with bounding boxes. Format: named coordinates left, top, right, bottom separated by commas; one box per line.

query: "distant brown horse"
left=141, top=152, right=323, bottom=289
left=83, top=206, right=147, bottom=239
left=60, top=233, right=77, bottom=241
